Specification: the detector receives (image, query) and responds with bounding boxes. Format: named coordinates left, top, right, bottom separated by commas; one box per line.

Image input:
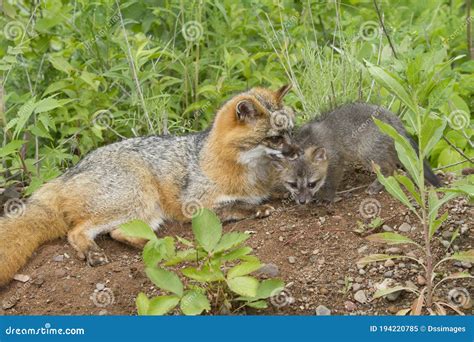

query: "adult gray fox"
left=0, top=85, right=298, bottom=286
left=273, top=102, right=441, bottom=204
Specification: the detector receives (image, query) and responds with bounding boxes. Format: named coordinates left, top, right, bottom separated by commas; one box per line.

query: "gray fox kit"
left=0, top=85, right=298, bottom=286
left=274, top=103, right=441, bottom=204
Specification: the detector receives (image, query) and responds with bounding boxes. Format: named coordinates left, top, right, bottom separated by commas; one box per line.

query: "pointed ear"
left=305, top=146, right=327, bottom=163
left=275, top=84, right=292, bottom=103
left=236, top=99, right=258, bottom=122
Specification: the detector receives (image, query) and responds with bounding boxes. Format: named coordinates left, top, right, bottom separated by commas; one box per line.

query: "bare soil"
left=1, top=170, right=472, bottom=316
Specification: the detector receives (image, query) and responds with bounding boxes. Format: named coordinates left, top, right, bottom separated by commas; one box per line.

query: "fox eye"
left=268, top=136, right=282, bottom=143
left=287, top=181, right=297, bottom=189
left=308, top=181, right=318, bottom=189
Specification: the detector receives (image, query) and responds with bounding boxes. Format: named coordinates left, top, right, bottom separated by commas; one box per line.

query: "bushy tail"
left=0, top=182, right=68, bottom=286
left=408, top=137, right=442, bottom=187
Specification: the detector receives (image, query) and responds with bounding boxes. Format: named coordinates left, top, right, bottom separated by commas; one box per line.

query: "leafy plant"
left=357, top=64, right=474, bottom=315
left=120, top=209, right=284, bottom=315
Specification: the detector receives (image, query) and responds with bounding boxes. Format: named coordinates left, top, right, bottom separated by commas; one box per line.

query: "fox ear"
left=305, top=146, right=327, bottom=163
left=275, top=84, right=292, bottom=103
left=236, top=100, right=258, bottom=122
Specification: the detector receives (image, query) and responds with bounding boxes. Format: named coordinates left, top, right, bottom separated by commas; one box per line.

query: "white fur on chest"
left=216, top=194, right=265, bottom=206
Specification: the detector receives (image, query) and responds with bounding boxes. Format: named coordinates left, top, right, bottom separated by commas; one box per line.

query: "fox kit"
left=274, top=103, right=441, bottom=204
left=0, top=85, right=297, bottom=286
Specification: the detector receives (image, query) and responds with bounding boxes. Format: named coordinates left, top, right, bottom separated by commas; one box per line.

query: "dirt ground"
left=0, top=170, right=472, bottom=316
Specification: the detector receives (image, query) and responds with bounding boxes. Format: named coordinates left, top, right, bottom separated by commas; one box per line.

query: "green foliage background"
left=1, top=0, right=472, bottom=195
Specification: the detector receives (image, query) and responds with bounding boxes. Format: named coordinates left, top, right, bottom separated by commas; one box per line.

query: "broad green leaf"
left=136, top=292, right=150, bottom=315
left=120, top=220, right=157, bottom=241
left=374, top=165, right=416, bottom=213
left=373, top=118, right=421, bottom=186
left=164, top=249, right=206, bottom=266
left=366, top=62, right=418, bottom=114
left=147, top=295, right=180, bottom=315
left=227, top=260, right=262, bottom=279
left=420, top=115, right=446, bottom=156
left=182, top=265, right=225, bottom=282
left=394, top=174, right=422, bottom=205
left=145, top=267, right=183, bottom=297
left=213, top=232, right=250, bottom=253
left=373, top=286, right=417, bottom=299
left=227, top=276, right=259, bottom=297
left=180, top=290, right=211, bottom=315
left=176, top=236, right=194, bottom=247
left=428, top=191, right=460, bottom=219
left=255, top=279, right=285, bottom=299
left=367, top=232, right=419, bottom=246
left=357, top=254, right=407, bottom=267
left=192, top=208, right=222, bottom=252
left=142, top=237, right=176, bottom=267
left=219, top=247, right=253, bottom=261
left=48, top=55, right=74, bottom=74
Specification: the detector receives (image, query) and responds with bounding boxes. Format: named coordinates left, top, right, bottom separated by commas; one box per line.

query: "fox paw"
left=255, top=204, right=275, bottom=219
left=86, top=249, right=109, bottom=267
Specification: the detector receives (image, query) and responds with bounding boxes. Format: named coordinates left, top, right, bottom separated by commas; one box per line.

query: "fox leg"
left=109, top=229, right=148, bottom=249
left=366, top=159, right=397, bottom=195
left=215, top=203, right=275, bottom=223
left=67, top=220, right=120, bottom=266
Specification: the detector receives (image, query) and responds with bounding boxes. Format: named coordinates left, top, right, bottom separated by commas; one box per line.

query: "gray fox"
left=0, top=85, right=297, bottom=286
left=273, top=102, right=441, bottom=204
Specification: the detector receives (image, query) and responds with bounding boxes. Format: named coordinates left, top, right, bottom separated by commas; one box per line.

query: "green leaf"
left=192, top=209, right=222, bottom=252
left=246, top=300, right=268, bottom=309
left=136, top=292, right=150, bottom=315
left=164, top=249, right=205, bottom=266
left=142, top=238, right=176, bottom=267
left=147, top=295, right=180, bottom=315
left=0, top=140, right=25, bottom=158
left=394, top=174, right=422, bottom=206
left=357, top=254, right=407, bottom=267
left=373, top=118, right=421, bottom=186
left=48, top=55, right=74, bottom=74
left=13, top=98, right=37, bottom=138
left=34, top=97, right=61, bottom=114
left=227, top=260, right=262, bottom=279
left=255, top=279, right=285, bottom=299
left=374, top=165, right=416, bottom=213
left=420, top=115, right=446, bottom=156
left=367, top=232, right=419, bottom=246
left=219, top=247, right=253, bottom=261
left=446, top=250, right=474, bottom=263
left=180, top=290, right=211, bottom=315
left=145, top=267, right=183, bottom=297
left=120, top=220, right=157, bottom=241
left=366, top=62, right=418, bottom=114
left=429, top=211, right=448, bottom=238
left=182, top=265, right=225, bottom=282
left=213, top=232, right=250, bottom=253
left=372, top=286, right=417, bottom=299
left=227, top=276, right=259, bottom=297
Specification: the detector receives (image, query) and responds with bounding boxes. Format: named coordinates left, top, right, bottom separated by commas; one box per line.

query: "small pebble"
left=13, top=274, right=30, bottom=283
left=53, top=255, right=64, bottom=262
left=288, top=256, right=296, bottom=264
left=344, top=301, right=357, bottom=312
left=384, top=259, right=395, bottom=267
left=398, top=222, right=411, bottom=232
left=354, top=290, right=367, bottom=304
left=96, top=283, right=105, bottom=291
left=257, top=263, right=280, bottom=278
left=417, top=275, right=426, bottom=286
left=315, top=305, right=331, bottom=316
left=382, top=225, right=393, bottom=232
